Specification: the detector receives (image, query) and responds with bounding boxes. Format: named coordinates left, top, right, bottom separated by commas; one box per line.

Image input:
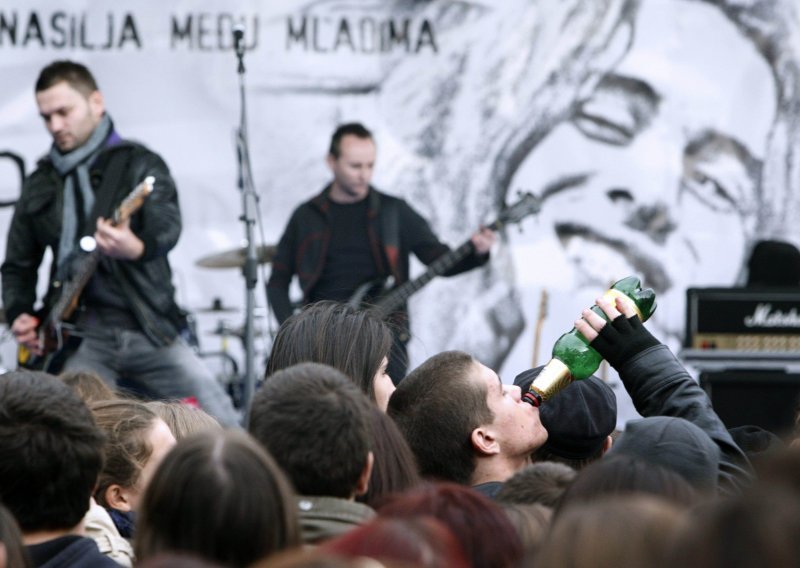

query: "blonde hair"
left=146, top=401, right=222, bottom=441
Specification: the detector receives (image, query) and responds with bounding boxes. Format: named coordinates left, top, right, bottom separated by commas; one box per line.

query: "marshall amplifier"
left=681, top=288, right=800, bottom=434
left=685, top=287, right=800, bottom=351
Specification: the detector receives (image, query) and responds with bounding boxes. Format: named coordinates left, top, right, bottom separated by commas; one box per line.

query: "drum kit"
left=189, top=243, right=277, bottom=408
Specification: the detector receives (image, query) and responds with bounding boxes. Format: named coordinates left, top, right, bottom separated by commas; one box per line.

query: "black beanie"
left=515, top=367, right=617, bottom=460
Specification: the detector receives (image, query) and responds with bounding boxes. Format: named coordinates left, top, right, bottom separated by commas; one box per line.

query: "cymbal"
left=196, top=244, right=277, bottom=269
left=194, top=306, right=238, bottom=314
left=206, top=322, right=264, bottom=339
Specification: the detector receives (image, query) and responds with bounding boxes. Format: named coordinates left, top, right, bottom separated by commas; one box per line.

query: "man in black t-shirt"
left=267, top=123, right=495, bottom=382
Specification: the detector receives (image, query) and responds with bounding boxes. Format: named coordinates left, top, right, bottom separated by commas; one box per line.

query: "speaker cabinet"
left=700, top=370, right=800, bottom=436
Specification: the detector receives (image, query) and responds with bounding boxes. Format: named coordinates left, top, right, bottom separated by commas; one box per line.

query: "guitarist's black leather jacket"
left=1, top=141, right=183, bottom=346
left=267, top=185, right=489, bottom=325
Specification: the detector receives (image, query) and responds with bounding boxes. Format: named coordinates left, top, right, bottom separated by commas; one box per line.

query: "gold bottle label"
left=602, top=289, right=642, bottom=319
left=530, top=359, right=573, bottom=402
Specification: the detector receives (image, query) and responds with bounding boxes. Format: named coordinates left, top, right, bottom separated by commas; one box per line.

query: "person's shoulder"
left=373, top=188, right=408, bottom=206
left=373, top=189, right=421, bottom=219
left=293, top=189, right=331, bottom=217
left=18, top=159, right=58, bottom=203
left=105, top=139, right=163, bottom=162
left=26, top=158, right=54, bottom=183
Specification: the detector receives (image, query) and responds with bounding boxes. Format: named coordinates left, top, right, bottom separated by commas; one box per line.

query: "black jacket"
left=267, top=185, right=487, bottom=324
left=27, top=535, right=120, bottom=567
left=1, top=141, right=182, bottom=346
left=615, top=344, right=752, bottom=495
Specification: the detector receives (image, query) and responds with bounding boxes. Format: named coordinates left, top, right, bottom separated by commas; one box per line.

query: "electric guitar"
left=17, top=176, right=155, bottom=372
left=531, top=288, right=549, bottom=367
left=349, top=191, right=542, bottom=318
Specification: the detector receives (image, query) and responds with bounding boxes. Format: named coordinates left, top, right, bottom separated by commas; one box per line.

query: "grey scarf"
left=49, top=113, right=112, bottom=277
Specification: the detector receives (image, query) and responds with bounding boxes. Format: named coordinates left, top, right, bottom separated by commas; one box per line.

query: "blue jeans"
left=63, top=328, right=241, bottom=427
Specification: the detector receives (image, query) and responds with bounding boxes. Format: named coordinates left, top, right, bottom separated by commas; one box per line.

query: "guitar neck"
left=369, top=191, right=541, bottom=317
left=375, top=239, right=476, bottom=316
left=49, top=250, right=102, bottom=324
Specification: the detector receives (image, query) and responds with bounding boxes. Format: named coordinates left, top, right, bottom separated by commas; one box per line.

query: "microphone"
left=233, top=24, right=245, bottom=58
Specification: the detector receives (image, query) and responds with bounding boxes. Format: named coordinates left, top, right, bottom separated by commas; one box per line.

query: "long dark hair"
left=358, top=407, right=421, bottom=508
left=135, top=430, right=300, bottom=566
left=266, top=301, right=392, bottom=401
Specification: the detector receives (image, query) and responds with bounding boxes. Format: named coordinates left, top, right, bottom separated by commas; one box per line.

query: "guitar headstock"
left=492, top=191, right=542, bottom=230
left=538, top=287, right=549, bottom=320
left=113, top=176, right=155, bottom=225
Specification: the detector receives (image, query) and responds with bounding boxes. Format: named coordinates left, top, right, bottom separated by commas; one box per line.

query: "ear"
left=88, top=90, right=105, bottom=118
left=471, top=426, right=500, bottom=457
left=325, top=153, right=337, bottom=172
left=354, top=451, right=375, bottom=497
left=601, top=435, right=614, bottom=456
left=104, top=484, right=134, bottom=513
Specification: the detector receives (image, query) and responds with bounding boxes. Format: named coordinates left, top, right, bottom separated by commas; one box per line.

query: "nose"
left=506, top=384, right=522, bottom=402
left=48, top=115, right=64, bottom=134
left=606, top=187, right=676, bottom=245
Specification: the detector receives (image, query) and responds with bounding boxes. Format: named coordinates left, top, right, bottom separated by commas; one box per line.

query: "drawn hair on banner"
left=374, top=0, right=800, bottom=367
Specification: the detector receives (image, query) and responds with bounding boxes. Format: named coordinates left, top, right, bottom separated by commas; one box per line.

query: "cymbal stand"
left=233, top=26, right=258, bottom=416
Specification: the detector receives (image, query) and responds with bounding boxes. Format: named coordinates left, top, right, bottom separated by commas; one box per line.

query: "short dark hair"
left=35, top=60, right=99, bottom=96
left=135, top=430, right=300, bottom=566
left=387, top=351, right=493, bottom=484
left=555, top=454, right=697, bottom=516
left=90, top=399, right=160, bottom=508
left=266, top=301, right=392, bottom=402
left=249, top=362, right=373, bottom=498
left=496, top=461, right=577, bottom=508
left=328, top=122, right=373, bottom=158
left=0, top=371, right=105, bottom=532
left=532, top=445, right=605, bottom=471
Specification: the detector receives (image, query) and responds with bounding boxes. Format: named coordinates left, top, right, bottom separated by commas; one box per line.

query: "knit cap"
left=515, top=367, right=617, bottom=459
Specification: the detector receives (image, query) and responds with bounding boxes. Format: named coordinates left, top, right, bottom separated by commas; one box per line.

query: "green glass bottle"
left=522, top=276, right=657, bottom=407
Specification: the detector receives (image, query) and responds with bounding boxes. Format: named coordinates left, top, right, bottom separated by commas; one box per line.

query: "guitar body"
left=14, top=176, right=155, bottom=373
left=17, top=333, right=81, bottom=373
left=348, top=277, right=392, bottom=310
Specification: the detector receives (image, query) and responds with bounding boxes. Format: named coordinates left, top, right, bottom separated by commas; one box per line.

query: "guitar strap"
left=377, top=196, right=402, bottom=281
left=85, top=143, right=135, bottom=233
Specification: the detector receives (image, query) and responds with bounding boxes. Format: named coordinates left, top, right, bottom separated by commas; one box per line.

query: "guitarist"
left=1, top=60, right=239, bottom=427
left=267, top=122, right=496, bottom=382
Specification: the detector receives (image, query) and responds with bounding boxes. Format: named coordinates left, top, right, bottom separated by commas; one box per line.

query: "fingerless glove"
left=590, top=314, right=660, bottom=369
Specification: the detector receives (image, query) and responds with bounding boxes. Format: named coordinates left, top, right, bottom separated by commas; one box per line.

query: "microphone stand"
left=233, top=32, right=258, bottom=417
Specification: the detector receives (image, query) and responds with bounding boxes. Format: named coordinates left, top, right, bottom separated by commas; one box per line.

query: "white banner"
left=2, top=0, right=799, bottom=404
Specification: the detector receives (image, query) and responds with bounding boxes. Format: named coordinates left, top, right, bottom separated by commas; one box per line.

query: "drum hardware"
left=195, top=244, right=276, bottom=269
left=206, top=320, right=265, bottom=340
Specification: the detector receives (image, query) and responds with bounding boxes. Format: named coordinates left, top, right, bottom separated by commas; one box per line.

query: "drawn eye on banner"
left=0, top=151, right=25, bottom=208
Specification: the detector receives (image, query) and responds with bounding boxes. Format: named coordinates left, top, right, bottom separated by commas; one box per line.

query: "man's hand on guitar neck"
left=11, top=313, right=43, bottom=355
left=470, top=226, right=497, bottom=255
left=95, top=217, right=145, bottom=260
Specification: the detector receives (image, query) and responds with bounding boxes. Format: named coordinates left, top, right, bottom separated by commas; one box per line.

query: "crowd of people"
left=3, top=58, right=800, bottom=568
left=2, top=296, right=800, bottom=568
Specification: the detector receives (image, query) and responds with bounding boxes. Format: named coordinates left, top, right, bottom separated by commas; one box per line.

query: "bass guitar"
left=349, top=191, right=542, bottom=317
left=17, top=176, right=155, bottom=371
